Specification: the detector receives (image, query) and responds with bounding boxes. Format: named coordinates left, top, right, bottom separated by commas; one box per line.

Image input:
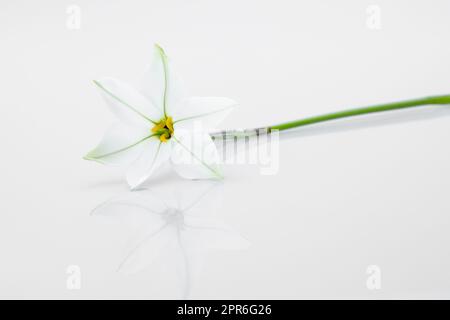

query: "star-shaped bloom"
left=84, top=44, right=237, bottom=189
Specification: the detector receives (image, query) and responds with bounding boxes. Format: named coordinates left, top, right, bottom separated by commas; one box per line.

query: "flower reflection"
left=91, top=181, right=250, bottom=298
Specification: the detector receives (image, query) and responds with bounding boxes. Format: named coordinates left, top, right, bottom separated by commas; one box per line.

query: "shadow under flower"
left=91, top=181, right=250, bottom=298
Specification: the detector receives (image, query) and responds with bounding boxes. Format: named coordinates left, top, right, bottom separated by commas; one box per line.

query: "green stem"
left=269, top=94, right=450, bottom=132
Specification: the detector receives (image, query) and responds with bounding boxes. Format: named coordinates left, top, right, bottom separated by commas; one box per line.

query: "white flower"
left=84, top=44, right=237, bottom=189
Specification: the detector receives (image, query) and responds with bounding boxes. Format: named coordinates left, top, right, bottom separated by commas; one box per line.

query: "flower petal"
left=94, top=77, right=161, bottom=126
left=171, top=132, right=223, bottom=180
left=172, top=97, right=237, bottom=131
left=140, top=44, right=187, bottom=117
left=126, top=139, right=172, bottom=189
left=84, top=123, right=152, bottom=166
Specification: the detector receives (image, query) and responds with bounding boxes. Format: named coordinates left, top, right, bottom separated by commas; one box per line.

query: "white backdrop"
left=1, top=0, right=450, bottom=299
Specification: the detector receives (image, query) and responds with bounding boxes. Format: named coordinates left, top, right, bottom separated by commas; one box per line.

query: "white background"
left=2, top=0, right=450, bottom=299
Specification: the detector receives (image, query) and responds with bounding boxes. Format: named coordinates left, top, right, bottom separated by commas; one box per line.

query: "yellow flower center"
left=151, top=116, right=174, bottom=142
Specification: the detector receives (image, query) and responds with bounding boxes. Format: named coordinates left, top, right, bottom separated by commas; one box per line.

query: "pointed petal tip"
left=92, top=78, right=114, bottom=87
left=83, top=152, right=93, bottom=161
left=213, top=170, right=225, bottom=180
left=83, top=152, right=106, bottom=165
left=154, top=43, right=166, bottom=56
left=217, top=173, right=225, bottom=180
left=210, top=166, right=225, bottom=180
left=127, top=176, right=145, bottom=191
left=129, top=183, right=145, bottom=192
left=83, top=149, right=97, bottom=160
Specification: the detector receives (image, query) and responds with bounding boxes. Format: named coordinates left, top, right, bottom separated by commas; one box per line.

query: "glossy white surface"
left=2, top=0, right=450, bottom=299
